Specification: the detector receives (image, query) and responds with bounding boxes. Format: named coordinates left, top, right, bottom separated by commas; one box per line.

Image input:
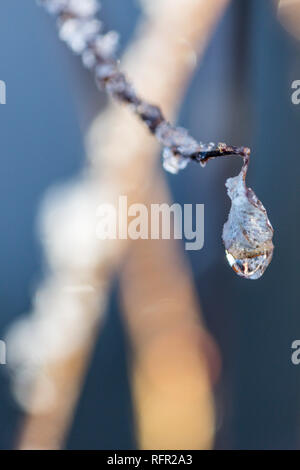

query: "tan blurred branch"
left=12, top=0, right=229, bottom=450
left=121, top=176, right=220, bottom=450
left=277, top=0, right=300, bottom=39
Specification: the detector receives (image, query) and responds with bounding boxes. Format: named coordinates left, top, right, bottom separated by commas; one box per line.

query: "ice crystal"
left=95, top=63, right=117, bottom=81
left=82, top=32, right=119, bottom=69
left=222, top=161, right=274, bottom=280
left=105, top=73, right=137, bottom=103
left=93, top=32, right=119, bottom=59
left=201, top=142, right=215, bottom=152
left=156, top=122, right=198, bottom=153
left=41, top=0, right=98, bottom=16
left=66, top=0, right=99, bottom=17
left=40, top=0, right=68, bottom=15
left=82, top=48, right=97, bottom=68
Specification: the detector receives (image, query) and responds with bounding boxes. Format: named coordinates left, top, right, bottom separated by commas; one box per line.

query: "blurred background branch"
left=121, top=175, right=221, bottom=449
left=277, top=0, right=300, bottom=39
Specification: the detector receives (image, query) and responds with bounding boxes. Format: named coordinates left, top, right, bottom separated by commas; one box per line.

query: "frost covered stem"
left=190, top=144, right=250, bottom=164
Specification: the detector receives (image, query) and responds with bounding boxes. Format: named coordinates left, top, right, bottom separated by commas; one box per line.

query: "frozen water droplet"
left=222, top=162, right=274, bottom=280
left=162, top=147, right=189, bottom=174
left=200, top=160, right=206, bottom=168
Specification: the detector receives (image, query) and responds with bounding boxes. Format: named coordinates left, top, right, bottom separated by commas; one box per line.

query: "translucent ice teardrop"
left=222, top=163, right=274, bottom=280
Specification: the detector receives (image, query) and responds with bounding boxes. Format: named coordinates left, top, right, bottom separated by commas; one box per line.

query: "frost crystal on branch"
left=66, top=0, right=99, bottom=17
left=59, top=18, right=101, bottom=53
left=162, top=148, right=189, bottom=174
left=41, top=0, right=99, bottom=16
left=222, top=158, right=274, bottom=279
left=38, top=0, right=275, bottom=279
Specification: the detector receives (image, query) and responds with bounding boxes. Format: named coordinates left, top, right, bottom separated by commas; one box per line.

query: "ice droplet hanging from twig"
left=222, top=157, right=274, bottom=280
left=38, top=0, right=274, bottom=279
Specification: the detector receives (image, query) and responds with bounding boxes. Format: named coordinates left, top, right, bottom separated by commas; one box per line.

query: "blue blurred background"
left=0, top=0, right=300, bottom=450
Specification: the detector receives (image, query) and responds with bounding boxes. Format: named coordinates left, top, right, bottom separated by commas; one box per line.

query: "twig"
left=9, top=0, right=230, bottom=449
